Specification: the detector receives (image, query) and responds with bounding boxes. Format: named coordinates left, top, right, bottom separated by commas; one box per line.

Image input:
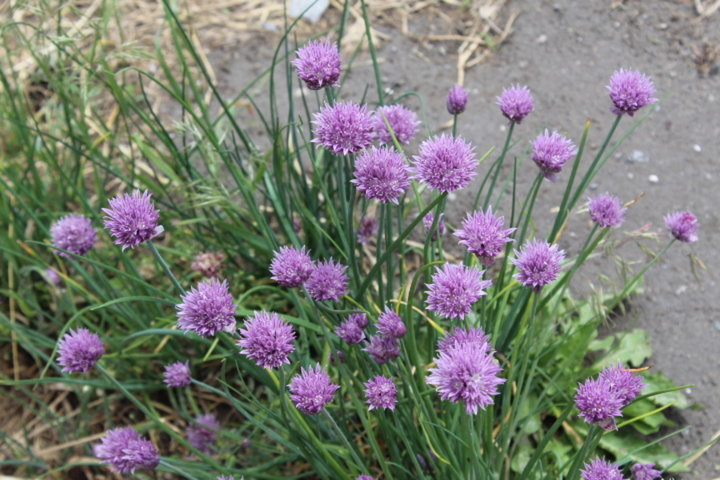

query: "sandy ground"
left=211, top=0, right=719, bottom=477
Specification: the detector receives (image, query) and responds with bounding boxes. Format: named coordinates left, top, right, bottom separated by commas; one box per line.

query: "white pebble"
left=648, top=174, right=659, bottom=184
left=537, top=34, right=548, bottom=44
left=627, top=172, right=634, bottom=179
left=693, top=144, right=702, bottom=152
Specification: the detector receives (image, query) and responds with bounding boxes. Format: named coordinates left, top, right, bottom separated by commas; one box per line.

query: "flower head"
left=412, top=135, right=477, bottom=192
left=44, top=267, right=63, bottom=287
left=599, top=364, right=645, bottom=407
left=313, top=101, right=374, bottom=155
left=423, top=212, right=446, bottom=240
left=163, top=361, right=191, bottom=387
left=57, top=328, right=104, bottom=373
left=373, top=105, right=419, bottom=145
left=356, top=476, right=375, bottom=480
left=376, top=307, right=406, bottom=338
left=426, top=264, right=492, bottom=319
left=589, top=194, right=626, bottom=228
left=293, top=39, right=341, bottom=90
left=102, top=190, right=162, bottom=250
left=187, top=413, right=221, bottom=454
left=664, top=211, right=699, bottom=243
left=512, top=240, right=565, bottom=291
left=575, top=377, right=624, bottom=430
left=191, top=251, right=226, bottom=279
left=357, top=216, right=378, bottom=245
left=427, top=343, right=505, bottom=414
left=607, top=69, right=657, bottom=116
left=349, top=312, right=369, bottom=329
left=497, top=85, right=534, bottom=123
left=335, top=318, right=365, bottom=345
left=531, top=130, right=576, bottom=180
left=305, top=259, right=349, bottom=302
left=237, top=311, right=295, bottom=368
left=438, top=327, right=490, bottom=355
left=351, top=147, right=410, bottom=204
left=50, top=214, right=97, bottom=257
left=454, top=207, right=515, bottom=266
left=364, top=375, right=397, bottom=410
left=270, top=246, right=314, bottom=288
left=447, top=85, right=468, bottom=115
left=94, top=427, right=159, bottom=474
left=364, top=335, right=401, bottom=364
left=581, top=458, right=626, bottom=480
left=288, top=364, right=339, bottom=414
left=631, top=463, right=662, bottom=480
left=176, top=279, right=237, bottom=337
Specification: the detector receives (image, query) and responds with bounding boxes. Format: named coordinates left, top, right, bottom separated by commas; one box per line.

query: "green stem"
left=148, top=241, right=185, bottom=295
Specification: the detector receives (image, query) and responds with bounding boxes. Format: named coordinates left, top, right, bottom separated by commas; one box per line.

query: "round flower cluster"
left=412, top=135, right=477, bottom=192
left=372, top=104, right=419, bottom=145
left=293, top=39, right=341, bottom=90
left=50, top=214, right=97, bottom=257
left=446, top=84, right=468, bottom=115
left=512, top=240, right=565, bottom=292
left=607, top=69, right=657, bottom=116
left=364, top=334, right=401, bottom=364
left=454, top=207, right=515, bottom=266
left=102, top=189, right=163, bottom=250
left=335, top=313, right=368, bottom=345
left=191, top=251, right=226, bottom=279
left=94, top=427, right=159, bottom=474
left=364, top=375, right=397, bottom=410
left=237, top=311, right=295, bottom=369
left=496, top=84, right=534, bottom=123
left=588, top=194, right=626, bottom=228
left=187, top=413, right=221, bottom=454
left=176, top=279, right=237, bottom=337
left=270, top=247, right=349, bottom=302
left=664, top=210, right=699, bottom=243
left=312, top=101, right=374, bottom=155
left=163, top=361, right=191, bottom=387
left=575, top=364, right=645, bottom=430
left=427, top=330, right=504, bottom=415
left=531, top=130, right=576, bottom=181
left=426, top=263, right=491, bottom=319
left=288, top=364, right=339, bottom=415
left=351, top=147, right=410, bottom=204
left=57, top=328, right=104, bottom=373
left=375, top=307, right=406, bottom=339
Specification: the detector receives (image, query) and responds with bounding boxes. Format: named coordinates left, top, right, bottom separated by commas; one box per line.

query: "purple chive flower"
left=426, top=264, right=492, bottom=319
left=349, top=313, right=369, bottom=329
left=364, top=375, right=397, bottom=410
left=176, top=279, right=237, bottom=337
left=237, top=311, right=295, bottom=369
left=512, top=240, right=565, bottom=291
left=335, top=318, right=365, bottom=345
left=364, top=335, right=401, bottom=364
left=423, top=212, right=446, bottom=240
left=356, top=476, right=375, bottom=480
left=50, top=214, right=97, bottom=257
left=575, top=377, right=625, bottom=430
left=293, top=39, right=341, bottom=90
left=57, top=328, right=104, bottom=373
left=497, top=85, right=534, bottom=123
left=607, top=69, right=657, bottom=116
left=44, top=267, right=63, bottom=287
left=217, top=476, right=235, bottom=480
left=305, top=259, right=349, bottom=302
left=438, top=327, right=491, bottom=355
left=102, top=190, right=162, bottom=250
left=631, top=463, right=662, bottom=480
left=357, top=216, right=378, bottom=245
left=581, top=458, right=626, bottom=480
left=312, top=101, right=374, bottom=155
left=376, top=307, right=406, bottom=338
left=588, top=194, right=626, bottom=228
left=191, top=251, right=226, bottom=279
left=288, top=364, right=339, bottom=414
left=373, top=104, right=419, bottom=145
left=454, top=207, right=515, bottom=266
left=531, top=130, right=576, bottom=180
left=664, top=211, right=699, bottom=243
left=187, top=413, right=221, bottom=454
left=163, top=361, right=191, bottom=387
left=599, top=364, right=645, bottom=407
left=351, top=147, right=410, bottom=204
left=427, top=343, right=505, bottom=414
left=94, top=427, right=159, bottom=474
left=413, top=135, right=477, bottom=192
left=270, top=246, right=314, bottom=288
left=447, top=85, right=468, bottom=115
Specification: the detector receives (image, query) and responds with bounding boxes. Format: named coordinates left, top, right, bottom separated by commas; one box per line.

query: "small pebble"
left=589, top=182, right=598, bottom=190
left=627, top=172, right=634, bottom=179
left=537, top=34, right=548, bottom=44
left=714, top=321, right=720, bottom=332
left=693, top=144, right=702, bottom=152
left=628, top=150, right=649, bottom=163
left=675, top=285, right=687, bottom=295
left=648, top=174, right=659, bottom=184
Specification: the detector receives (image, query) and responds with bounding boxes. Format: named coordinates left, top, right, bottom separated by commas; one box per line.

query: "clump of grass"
left=0, top=0, right=712, bottom=479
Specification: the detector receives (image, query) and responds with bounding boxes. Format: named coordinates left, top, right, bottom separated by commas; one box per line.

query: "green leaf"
left=642, top=372, right=693, bottom=409
left=595, top=329, right=652, bottom=368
